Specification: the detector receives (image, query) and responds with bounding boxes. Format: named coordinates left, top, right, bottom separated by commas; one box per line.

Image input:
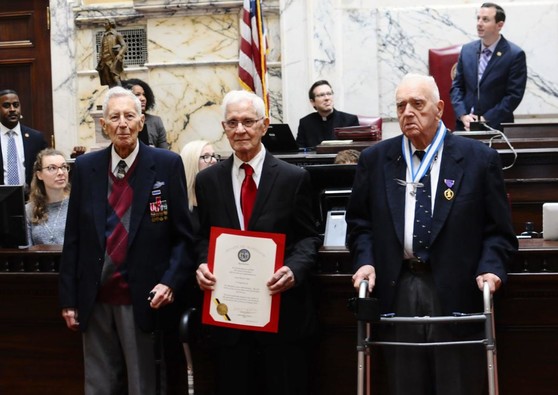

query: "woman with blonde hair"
left=180, top=140, right=219, bottom=228
left=26, top=148, right=71, bottom=245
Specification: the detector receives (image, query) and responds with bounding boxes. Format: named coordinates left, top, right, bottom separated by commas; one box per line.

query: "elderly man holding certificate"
left=195, top=90, right=321, bottom=395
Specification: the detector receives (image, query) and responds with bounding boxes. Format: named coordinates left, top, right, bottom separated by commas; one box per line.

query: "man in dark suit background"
left=296, top=80, right=359, bottom=148
left=59, top=86, right=195, bottom=394
left=195, top=90, right=321, bottom=395
left=450, top=2, right=527, bottom=132
left=0, top=89, right=47, bottom=188
left=348, top=73, right=517, bottom=394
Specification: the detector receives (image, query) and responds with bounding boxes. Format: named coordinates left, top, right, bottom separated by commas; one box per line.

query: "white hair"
left=397, top=73, right=440, bottom=102
left=102, top=86, right=142, bottom=118
left=221, top=90, right=265, bottom=119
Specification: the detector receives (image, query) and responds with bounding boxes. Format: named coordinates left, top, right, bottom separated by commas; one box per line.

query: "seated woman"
left=180, top=140, right=219, bottom=230
left=122, top=78, right=169, bottom=149
left=26, top=148, right=71, bottom=245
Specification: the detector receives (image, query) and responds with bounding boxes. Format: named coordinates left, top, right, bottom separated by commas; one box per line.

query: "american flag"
left=238, top=0, right=269, bottom=116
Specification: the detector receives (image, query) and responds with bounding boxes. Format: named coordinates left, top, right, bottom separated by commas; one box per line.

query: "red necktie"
left=240, top=163, right=257, bottom=229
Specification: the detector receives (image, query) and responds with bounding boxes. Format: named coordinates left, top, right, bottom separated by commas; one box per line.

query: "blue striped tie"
left=478, top=48, right=492, bottom=80
left=6, top=130, right=20, bottom=185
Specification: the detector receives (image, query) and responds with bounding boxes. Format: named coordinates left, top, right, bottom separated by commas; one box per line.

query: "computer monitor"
left=303, top=164, right=356, bottom=233
left=0, top=185, right=28, bottom=248
left=262, top=124, right=300, bottom=153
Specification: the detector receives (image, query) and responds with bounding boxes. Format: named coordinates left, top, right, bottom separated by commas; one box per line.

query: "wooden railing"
left=1, top=240, right=558, bottom=394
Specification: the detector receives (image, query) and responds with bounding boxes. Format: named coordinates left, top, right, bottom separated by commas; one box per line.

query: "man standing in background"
left=450, top=2, right=527, bottom=131
left=0, top=89, right=47, bottom=188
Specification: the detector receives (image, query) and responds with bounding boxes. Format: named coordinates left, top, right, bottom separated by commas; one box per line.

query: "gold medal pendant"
left=444, top=188, right=454, bottom=200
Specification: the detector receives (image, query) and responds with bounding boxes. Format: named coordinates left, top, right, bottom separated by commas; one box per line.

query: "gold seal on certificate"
left=216, top=302, right=228, bottom=316
left=202, top=227, right=285, bottom=333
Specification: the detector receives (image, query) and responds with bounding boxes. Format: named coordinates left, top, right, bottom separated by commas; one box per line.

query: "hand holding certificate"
left=201, top=227, right=286, bottom=333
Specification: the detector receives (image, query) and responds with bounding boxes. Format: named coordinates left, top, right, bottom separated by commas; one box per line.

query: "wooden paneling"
left=1, top=241, right=557, bottom=394
left=0, top=0, right=53, bottom=146
left=0, top=12, right=34, bottom=48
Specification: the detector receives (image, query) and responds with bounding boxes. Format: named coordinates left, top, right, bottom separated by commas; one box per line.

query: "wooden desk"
left=501, top=122, right=558, bottom=138
left=1, top=240, right=557, bottom=394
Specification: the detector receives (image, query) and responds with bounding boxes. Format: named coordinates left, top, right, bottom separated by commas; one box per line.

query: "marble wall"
left=51, top=0, right=558, bottom=156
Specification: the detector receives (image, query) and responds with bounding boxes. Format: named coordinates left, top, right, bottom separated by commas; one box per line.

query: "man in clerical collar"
left=295, top=79, right=359, bottom=148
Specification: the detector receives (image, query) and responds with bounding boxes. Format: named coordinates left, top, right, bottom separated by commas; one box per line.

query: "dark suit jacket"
left=296, top=109, right=359, bottom=148
left=450, top=36, right=527, bottom=131
left=346, top=132, right=517, bottom=315
left=195, top=152, right=321, bottom=345
left=0, top=124, right=47, bottom=187
left=144, top=113, right=169, bottom=149
left=58, top=142, right=195, bottom=332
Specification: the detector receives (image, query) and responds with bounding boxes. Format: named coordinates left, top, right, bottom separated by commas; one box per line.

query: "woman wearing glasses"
left=25, top=148, right=71, bottom=245
left=180, top=140, right=220, bottom=228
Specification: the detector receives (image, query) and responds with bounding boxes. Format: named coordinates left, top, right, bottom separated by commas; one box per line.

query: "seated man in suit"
left=0, top=89, right=47, bottom=189
left=450, top=2, right=527, bottom=131
left=296, top=80, right=359, bottom=148
left=195, top=90, right=321, bottom=395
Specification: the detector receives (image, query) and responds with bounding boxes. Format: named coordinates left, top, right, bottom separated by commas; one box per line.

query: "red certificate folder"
left=202, top=226, right=285, bottom=333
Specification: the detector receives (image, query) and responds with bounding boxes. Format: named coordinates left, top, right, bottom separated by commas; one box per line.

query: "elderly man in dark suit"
left=59, top=86, right=195, bottom=394
left=348, top=73, right=517, bottom=395
left=0, top=89, right=47, bottom=188
left=195, top=90, right=321, bottom=395
left=450, top=2, right=527, bottom=132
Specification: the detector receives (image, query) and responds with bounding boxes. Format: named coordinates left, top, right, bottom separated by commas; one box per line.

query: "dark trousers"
left=380, top=268, right=486, bottom=395
left=214, top=333, right=310, bottom=395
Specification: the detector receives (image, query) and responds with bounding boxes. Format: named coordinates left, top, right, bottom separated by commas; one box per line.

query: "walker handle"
left=358, top=280, right=369, bottom=298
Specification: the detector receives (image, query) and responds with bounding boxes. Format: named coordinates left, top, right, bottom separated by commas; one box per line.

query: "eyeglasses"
left=314, top=92, right=334, bottom=99
left=223, top=117, right=264, bottom=130
left=199, top=153, right=221, bottom=163
left=41, top=164, right=70, bottom=174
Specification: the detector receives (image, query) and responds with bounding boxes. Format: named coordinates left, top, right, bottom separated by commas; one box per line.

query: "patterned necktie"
left=240, top=163, right=257, bottom=230
left=413, top=151, right=432, bottom=262
left=6, top=130, right=20, bottom=185
left=478, top=48, right=492, bottom=80
left=116, top=160, right=127, bottom=179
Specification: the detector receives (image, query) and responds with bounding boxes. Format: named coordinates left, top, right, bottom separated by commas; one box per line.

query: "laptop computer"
left=262, top=124, right=300, bottom=153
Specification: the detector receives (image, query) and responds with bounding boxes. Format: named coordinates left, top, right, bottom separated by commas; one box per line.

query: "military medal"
left=444, top=179, right=455, bottom=200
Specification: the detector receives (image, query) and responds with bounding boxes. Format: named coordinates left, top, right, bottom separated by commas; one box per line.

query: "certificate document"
left=202, top=227, right=285, bottom=333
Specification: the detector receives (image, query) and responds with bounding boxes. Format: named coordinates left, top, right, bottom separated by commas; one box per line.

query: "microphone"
left=476, top=45, right=482, bottom=114
left=471, top=45, right=483, bottom=130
